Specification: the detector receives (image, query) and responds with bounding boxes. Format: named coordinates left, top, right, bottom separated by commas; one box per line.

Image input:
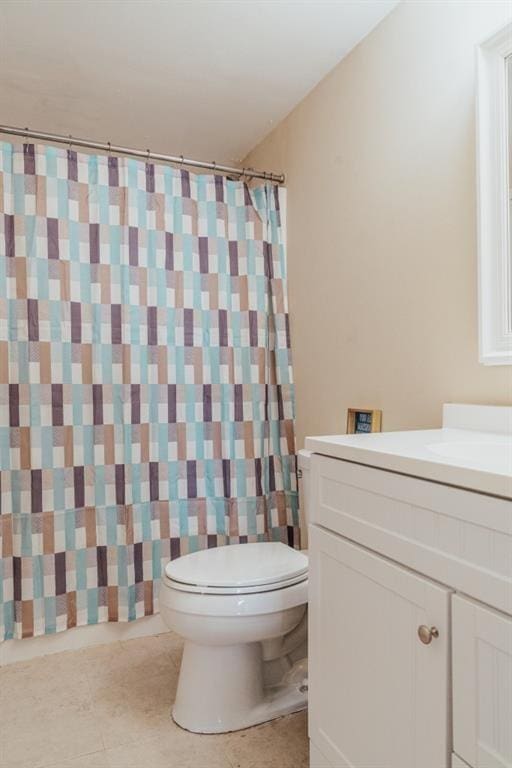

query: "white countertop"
left=305, top=427, right=512, bottom=499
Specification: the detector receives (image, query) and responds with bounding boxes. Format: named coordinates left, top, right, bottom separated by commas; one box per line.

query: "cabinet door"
left=453, top=595, right=512, bottom=768
left=309, top=524, right=451, bottom=768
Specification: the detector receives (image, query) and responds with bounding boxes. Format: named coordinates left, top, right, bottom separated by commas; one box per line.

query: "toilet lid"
left=164, top=542, right=308, bottom=589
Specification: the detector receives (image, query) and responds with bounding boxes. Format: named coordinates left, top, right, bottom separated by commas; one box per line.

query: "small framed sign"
left=346, top=408, right=382, bottom=434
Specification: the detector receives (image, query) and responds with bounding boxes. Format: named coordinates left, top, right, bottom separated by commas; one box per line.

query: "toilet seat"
left=160, top=573, right=308, bottom=617
left=163, top=569, right=307, bottom=595
left=164, top=541, right=308, bottom=594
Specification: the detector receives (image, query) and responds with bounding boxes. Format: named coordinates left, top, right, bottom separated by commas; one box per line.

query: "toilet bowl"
left=160, top=449, right=311, bottom=734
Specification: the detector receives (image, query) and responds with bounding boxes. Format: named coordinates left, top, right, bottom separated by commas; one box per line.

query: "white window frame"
left=476, top=22, right=512, bottom=365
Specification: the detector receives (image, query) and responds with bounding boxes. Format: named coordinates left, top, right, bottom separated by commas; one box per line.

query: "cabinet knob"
left=417, top=625, right=439, bottom=644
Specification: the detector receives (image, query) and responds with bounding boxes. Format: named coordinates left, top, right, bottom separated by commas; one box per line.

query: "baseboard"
left=0, top=613, right=168, bottom=666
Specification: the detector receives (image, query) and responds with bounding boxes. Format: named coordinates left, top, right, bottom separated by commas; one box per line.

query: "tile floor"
left=0, top=632, right=309, bottom=768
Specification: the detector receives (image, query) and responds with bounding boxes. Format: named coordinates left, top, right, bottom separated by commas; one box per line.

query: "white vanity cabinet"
left=307, top=447, right=512, bottom=768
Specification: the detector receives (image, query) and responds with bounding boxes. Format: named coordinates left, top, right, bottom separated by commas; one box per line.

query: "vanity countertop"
left=305, top=405, right=512, bottom=499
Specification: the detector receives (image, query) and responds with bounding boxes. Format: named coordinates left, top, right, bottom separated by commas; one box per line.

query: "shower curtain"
left=0, top=141, right=298, bottom=640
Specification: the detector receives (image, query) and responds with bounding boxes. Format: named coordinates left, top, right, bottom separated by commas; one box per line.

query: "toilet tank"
left=297, top=449, right=311, bottom=550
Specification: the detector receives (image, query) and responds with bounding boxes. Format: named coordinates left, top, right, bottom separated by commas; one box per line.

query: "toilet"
left=160, top=449, right=311, bottom=734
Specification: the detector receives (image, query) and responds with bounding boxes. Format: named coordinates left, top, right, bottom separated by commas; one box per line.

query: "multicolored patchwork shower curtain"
left=0, top=141, right=298, bottom=640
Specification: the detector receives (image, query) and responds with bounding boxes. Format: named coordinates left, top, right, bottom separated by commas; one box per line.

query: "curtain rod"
left=0, top=124, right=285, bottom=184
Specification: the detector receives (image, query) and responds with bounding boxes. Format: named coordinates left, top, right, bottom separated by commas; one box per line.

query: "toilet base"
left=171, top=640, right=308, bottom=734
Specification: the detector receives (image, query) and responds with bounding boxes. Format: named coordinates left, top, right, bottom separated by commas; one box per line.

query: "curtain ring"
left=146, top=148, right=151, bottom=160
left=68, top=134, right=73, bottom=149
left=212, top=160, right=217, bottom=174
left=107, top=141, right=111, bottom=154
left=180, top=155, right=185, bottom=168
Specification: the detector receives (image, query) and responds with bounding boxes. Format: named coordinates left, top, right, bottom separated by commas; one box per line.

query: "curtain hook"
left=146, top=148, right=151, bottom=160
left=68, top=134, right=73, bottom=149
left=212, top=160, right=217, bottom=174
left=107, top=141, right=111, bottom=154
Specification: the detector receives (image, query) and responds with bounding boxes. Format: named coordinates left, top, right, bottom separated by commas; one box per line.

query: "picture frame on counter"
left=346, top=408, right=382, bottom=434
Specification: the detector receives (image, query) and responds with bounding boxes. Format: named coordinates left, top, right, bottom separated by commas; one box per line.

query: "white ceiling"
left=0, top=0, right=399, bottom=167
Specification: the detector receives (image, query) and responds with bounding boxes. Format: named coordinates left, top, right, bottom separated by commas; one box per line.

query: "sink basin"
left=427, top=438, right=512, bottom=473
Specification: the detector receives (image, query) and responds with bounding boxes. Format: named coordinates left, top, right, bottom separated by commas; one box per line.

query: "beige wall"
left=244, top=0, right=512, bottom=447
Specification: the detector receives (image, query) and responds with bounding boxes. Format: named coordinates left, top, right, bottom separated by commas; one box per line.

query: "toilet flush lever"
left=417, top=625, right=439, bottom=645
